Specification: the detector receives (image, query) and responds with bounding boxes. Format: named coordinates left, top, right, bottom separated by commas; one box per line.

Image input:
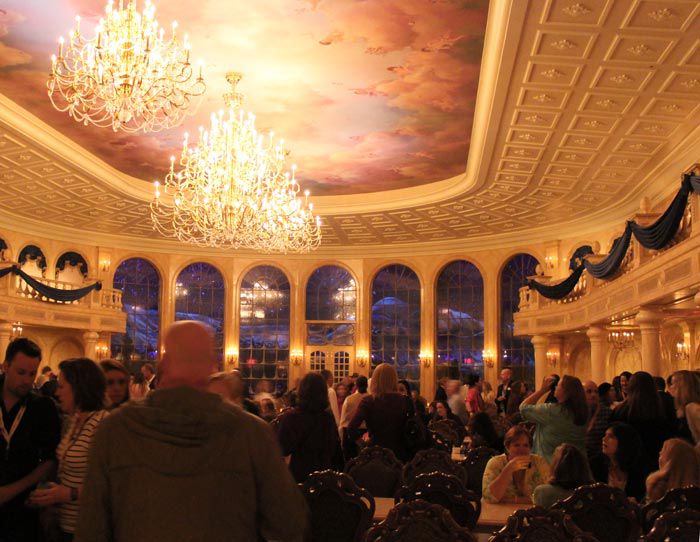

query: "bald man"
left=75, top=321, right=307, bottom=542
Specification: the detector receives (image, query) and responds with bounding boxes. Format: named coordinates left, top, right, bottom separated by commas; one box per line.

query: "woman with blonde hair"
left=348, top=363, right=417, bottom=460
left=645, top=438, right=700, bottom=502
left=669, top=370, right=700, bottom=444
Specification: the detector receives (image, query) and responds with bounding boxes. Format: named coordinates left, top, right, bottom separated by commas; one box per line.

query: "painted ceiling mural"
left=0, top=0, right=487, bottom=196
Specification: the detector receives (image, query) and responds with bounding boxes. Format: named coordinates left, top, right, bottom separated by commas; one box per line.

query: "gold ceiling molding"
left=0, top=0, right=699, bottom=256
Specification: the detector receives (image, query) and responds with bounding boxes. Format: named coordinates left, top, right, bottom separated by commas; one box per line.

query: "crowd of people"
left=1, top=325, right=699, bottom=542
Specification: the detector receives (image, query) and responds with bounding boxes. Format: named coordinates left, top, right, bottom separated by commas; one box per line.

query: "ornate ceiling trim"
left=0, top=0, right=698, bottom=255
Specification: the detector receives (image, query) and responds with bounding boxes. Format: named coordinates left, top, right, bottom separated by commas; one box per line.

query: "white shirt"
left=328, top=386, right=340, bottom=426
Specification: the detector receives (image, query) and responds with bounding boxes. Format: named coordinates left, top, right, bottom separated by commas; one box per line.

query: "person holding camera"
left=519, top=375, right=588, bottom=462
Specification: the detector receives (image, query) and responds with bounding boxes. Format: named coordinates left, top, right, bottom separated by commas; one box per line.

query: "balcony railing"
left=518, top=195, right=698, bottom=314
left=1, top=264, right=122, bottom=311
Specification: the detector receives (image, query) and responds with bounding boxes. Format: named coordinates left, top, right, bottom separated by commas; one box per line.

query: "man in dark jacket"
left=76, top=321, right=307, bottom=542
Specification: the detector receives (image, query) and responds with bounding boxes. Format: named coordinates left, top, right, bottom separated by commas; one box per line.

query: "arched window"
left=55, top=251, right=88, bottom=284
left=0, top=238, right=8, bottom=261
left=111, top=258, right=160, bottom=367
left=305, top=266, right=356, bottom=381
left=18, top=245, right=46, bottom=278
left=239, top=266, right=290, bottom=395
left=371, top=264, right=421, bottom=390
left=175, top=263, right=225, bottom=366
left=436, top=260, right=484, bottom=381
left=500, top=253, right=539, bottom=387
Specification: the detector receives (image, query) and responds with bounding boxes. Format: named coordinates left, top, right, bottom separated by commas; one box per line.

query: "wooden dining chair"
left=459, top=446, right=496, bottom=498
left=552, top=483, right=641, bottom=542
left=344, top=446, right=404, bottom=498
left=643, top=508, right=700, bottom=542
left=395, top=471, right=481, bottom=530
left=300, top=469, right=375, bottom=542
left=488, top=506, right=599, bottom=542
left=364, top=499, right=476, bottom=542
left=640, top=485, right=700, bottom=532
left=402, top=448, right=468, bottom=486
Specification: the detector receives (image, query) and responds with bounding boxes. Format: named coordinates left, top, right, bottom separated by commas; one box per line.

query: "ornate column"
left=83, top=330, right=99, bottom=359
left=636, top=309, right=662, bottom=376
left=587, top=325, right=608, bottom=383
left=531, top=335, right=549, bottom=385
left=0, top=322, right=13, bottom=361
left=420, top=278, right=436, bottom=401
left=482, top=270, right=499, bottom=386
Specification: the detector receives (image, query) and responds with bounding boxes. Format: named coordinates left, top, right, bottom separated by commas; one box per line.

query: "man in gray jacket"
left=75, top=321, right=307, bottom=542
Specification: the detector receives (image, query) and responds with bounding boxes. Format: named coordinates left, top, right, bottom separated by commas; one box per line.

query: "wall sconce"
left=544, top=255, right=557, bottom=271
left=96, top=344, right=109, bottom=360
left=546, top=350, right=559, bottom=367
left=290, top=349, right=304, bottom=367
left=11, top=321, right=23, bottom=338
left=419, top=351, right=433, bottom=369
left=676, top=342, right=690, bottom=363
left=482, top=349, right=495, bottom=369
left=355, top=350, right=369, bottom=368
left=226, top=348, right=238, bottom=367
left=100, top=257, right=111, bottom=272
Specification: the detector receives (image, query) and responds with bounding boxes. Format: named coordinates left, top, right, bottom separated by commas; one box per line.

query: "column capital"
left=636, top=308, right=662, bottom=329
left=586, top=325, right=606, bottom=342
left=531, top=335, right=549, bottom=347
left=82, top=330, right=99, bottom=341
left=0, top=321, right=12, bottom=335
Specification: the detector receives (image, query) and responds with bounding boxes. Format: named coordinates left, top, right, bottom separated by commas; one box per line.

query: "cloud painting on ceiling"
left=0, top=0, right=487, bottom=196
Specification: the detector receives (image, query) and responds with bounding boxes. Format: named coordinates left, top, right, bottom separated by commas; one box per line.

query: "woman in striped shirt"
left=29, top=358, right=108, bottom=541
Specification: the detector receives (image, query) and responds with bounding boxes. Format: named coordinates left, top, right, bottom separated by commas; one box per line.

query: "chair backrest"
left=489, top=507, right=599, bottom=542
left=403, top=448, right=468, bottom=486
left=364, top=499, right=476, bottom=542
left=459, top=446, right=497, bottom=497
left=395, top=471, right=481, bottom=530
left=641, top=485, right=700, bottom=532
left=300, top=469, right=375, bottom=542
left=344, top=446, right=404, bottom=498
left=429, top=419, right=462, bottom=447
left=552, top=483, right=641, bottom=542
left=643, top=508, right=700, bottom=542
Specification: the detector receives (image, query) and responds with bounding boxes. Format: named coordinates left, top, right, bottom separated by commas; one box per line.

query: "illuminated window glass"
left=436, top=260, right=484, bottom=380
left=500, top=253, right=539, bottom=388
left=371, top=264, right=421, bottom=391
left=305, top=265, right=356, bottom=321
left=175, top=263, right=225, bottom=366
left=111, top=258, right=160, bottom=368
left=239, top=266, right=290, bottom=395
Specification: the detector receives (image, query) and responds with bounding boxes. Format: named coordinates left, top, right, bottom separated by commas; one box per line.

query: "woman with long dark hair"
left=590, top=422, right=652, bottom=502
left=611, top=371, right=673, bottom=467
left=519, top=375, right=588, bottom=462
left=533, top=443, right=594, bottom=507
left=276, top=372, right=341, bottom=483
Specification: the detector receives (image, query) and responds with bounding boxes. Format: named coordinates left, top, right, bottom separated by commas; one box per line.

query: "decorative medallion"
left=609, top=73, right=633, bottom=84
left=562, top=3, right=592, bottom=17
left=647, top=8, right=675, bottom=22
left=541, top=68, right=565, bottom=80
left=550, top=39, right=576, bottom=50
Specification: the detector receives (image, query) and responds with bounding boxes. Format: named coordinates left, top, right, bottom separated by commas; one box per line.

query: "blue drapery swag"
left=529, top=174, right=700, bottom=300
left=0, top=265, right=102, bottom=302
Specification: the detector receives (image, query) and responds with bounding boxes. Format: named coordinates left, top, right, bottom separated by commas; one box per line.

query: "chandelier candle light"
left=47, top=0, right=205, bottom=132
left=150, top=72, right=322, bottom=253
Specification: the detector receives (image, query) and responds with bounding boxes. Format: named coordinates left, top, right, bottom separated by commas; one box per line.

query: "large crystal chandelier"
left=47, top=0, right=205, bottom=133
left=150, top=72, right=322, bottom=253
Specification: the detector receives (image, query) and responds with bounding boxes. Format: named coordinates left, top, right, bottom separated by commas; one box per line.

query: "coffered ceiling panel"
left=0, top=0, right=698, bottom=254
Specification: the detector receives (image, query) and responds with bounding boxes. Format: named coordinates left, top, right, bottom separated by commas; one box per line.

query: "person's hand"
left=541, top=376, right=555, bottom=391
left=27, top=484, right=71, bottom=507
left=506, top=455, right=531, bottom=473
